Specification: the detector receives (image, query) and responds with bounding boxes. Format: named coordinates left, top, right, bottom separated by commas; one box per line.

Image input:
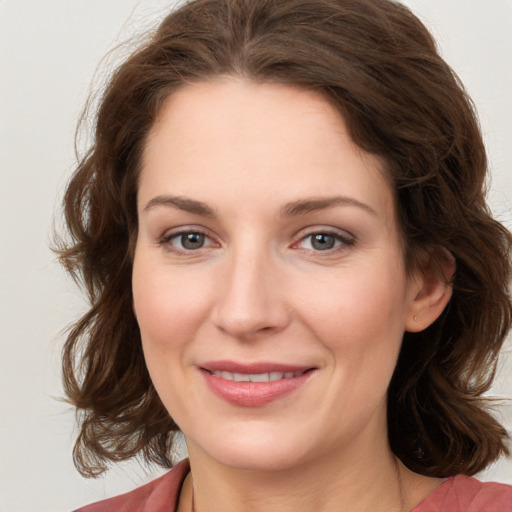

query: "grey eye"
left=296, top=231, right=353, bottom=252
left=310, top=233, right=337, bottom=251
left=180, top=232, right=205, bottom=250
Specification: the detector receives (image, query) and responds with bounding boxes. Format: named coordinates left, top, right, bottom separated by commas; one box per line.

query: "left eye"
left=298, top=232, right=350, bottom=251
left=163, top=231, right=213, bottom=251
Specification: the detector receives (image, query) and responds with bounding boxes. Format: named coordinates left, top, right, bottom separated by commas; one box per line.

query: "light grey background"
left=1, top=1, right=511, bottom=510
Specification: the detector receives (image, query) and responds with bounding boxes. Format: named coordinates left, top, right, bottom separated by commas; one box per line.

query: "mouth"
left=199, top=361, right=316, bottom=407
left=204, top=369, right=309, bottom=382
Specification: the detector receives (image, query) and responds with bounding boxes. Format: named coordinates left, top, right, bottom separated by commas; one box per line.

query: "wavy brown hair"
left=58, top=0, right=512, bottom=477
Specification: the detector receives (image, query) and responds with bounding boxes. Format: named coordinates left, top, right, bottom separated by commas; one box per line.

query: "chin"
left=187, top=422, right=317, bottom=472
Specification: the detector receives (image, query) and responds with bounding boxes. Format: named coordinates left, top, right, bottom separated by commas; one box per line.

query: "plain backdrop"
left=1, top=1, right=511, bottom=510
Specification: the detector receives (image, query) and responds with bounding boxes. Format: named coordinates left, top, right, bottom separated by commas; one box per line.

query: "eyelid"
left=159, top=225, right=220, bottom=252
left=291, top=226, right=356, bottom=251
left=157, top=225, right=355, bottom=254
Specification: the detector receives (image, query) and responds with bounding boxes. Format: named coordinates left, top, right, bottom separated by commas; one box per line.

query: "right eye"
left=160, top=230, right=215, bottom=252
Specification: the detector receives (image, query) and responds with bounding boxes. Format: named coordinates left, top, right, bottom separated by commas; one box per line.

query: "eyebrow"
left=280, top=196, right=378, bottom=217
left=143, top=195, right=216, bottom=217
left=143, top=194, right=377, bottom=218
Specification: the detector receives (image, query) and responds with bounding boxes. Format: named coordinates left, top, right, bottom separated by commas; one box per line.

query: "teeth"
left=211, top=370, right=304, bottom=382
left=250, top=373, right=269, bottom=382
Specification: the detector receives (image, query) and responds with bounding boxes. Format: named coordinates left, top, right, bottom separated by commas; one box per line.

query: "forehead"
left=139, top=78, right=394, bottom=219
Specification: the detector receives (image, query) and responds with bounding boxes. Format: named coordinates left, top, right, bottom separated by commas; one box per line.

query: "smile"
left=200, top=362, right=316, bottom=407
left=208, top=370, right=306, bottom=382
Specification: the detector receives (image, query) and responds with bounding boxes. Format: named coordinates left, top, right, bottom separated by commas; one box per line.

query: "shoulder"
left=72, top=459, right=190, bottom=512
left=413, top=474, right=512, bottom=512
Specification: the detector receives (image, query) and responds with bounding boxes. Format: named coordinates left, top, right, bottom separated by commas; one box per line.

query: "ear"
left=404, top=247, right=455, bottom=333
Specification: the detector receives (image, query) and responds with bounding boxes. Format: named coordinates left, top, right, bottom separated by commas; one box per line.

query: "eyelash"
left=158, top=228, right=355, bottom=254
left=294, top=230, right=355, bottom=253
left=159, top=229, right=217, bottom=253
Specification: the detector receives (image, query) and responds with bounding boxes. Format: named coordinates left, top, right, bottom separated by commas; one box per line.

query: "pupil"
left=312, top=233, right=335, bottom=250
left=182, top=232, right=204, bottom=250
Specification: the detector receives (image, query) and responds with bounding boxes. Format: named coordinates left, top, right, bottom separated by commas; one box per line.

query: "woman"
left=59, top=0, right=512, bottom=510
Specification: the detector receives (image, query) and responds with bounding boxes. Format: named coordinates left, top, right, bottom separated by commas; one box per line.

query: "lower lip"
left=201, top=370, right=314, bottom=407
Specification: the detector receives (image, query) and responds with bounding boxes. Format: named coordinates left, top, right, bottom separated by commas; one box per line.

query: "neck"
left=183, top=434, right=440, bottom=512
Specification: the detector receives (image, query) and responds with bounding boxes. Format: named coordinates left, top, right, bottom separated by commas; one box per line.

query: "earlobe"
left=405, top=248, right=455, bottom=333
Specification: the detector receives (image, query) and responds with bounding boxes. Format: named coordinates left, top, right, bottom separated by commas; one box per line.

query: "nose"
left=211, top=247, right=291, bottom=340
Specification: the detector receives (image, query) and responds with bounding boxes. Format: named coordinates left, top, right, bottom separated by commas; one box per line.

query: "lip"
left=200, top=360, right=313, bottom=374
left=199, top=360, right=316, bottom=407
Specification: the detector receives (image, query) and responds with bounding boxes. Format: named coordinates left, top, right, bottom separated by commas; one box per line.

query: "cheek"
left=296, top=258, right=409, bottom=363
left=132, top=259, right=210, bottom=356
left=131, top=258, right=212, bottom=422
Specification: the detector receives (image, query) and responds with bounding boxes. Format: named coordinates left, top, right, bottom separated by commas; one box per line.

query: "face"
left=133, top=78, right=422, bottom=472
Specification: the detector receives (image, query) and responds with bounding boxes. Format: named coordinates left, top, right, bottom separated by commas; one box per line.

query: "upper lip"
left=200, top=360, right=315, bottom=374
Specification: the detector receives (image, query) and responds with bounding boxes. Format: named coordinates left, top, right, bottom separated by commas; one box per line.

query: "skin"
left=132, top=78, right=453, bottom=512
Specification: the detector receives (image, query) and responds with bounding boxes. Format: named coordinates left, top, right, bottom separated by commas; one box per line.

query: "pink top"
left=411, top=474, right=512, bottom=512
left=74, top=460, right=512, bottom=512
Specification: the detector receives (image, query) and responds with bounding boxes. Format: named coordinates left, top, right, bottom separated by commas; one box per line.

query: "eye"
left=296, top=231, right=354, bottom=252
left=161, top=230, right=215, bottom=251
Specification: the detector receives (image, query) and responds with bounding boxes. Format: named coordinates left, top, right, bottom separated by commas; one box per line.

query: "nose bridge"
left=212, top=239, right=289, bottom=338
